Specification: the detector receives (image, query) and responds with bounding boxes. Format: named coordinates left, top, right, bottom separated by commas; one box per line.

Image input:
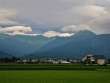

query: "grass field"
left=0, top=64, right=110, bottom=70
left=0, top=70, right=110, bottom=83
left=0, top=64, right=110, bottom=83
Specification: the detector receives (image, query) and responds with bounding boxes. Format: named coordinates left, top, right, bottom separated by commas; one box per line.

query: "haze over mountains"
left=0, top=30, right=110, bottom=59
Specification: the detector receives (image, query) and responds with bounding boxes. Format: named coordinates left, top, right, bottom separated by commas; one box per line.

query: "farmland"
left=0, top=64, right=110, bottom=83
left=0, top=70, right=110, bottom=83
left=0, top=64, right=110, bottom=70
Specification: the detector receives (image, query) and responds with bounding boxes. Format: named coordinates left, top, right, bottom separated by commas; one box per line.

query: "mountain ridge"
left=0, top=31, right=110, bottom=59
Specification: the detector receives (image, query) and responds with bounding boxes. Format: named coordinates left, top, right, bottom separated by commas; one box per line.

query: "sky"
left=0, top=0, right=110, bottom=35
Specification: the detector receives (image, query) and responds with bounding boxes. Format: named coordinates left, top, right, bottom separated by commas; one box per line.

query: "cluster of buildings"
left=82, top=54, right=106, bottom=65
left=16, top=54, right=107, bottom=65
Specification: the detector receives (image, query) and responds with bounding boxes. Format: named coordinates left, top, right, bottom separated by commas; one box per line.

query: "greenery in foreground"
left=0, top=64, right=110, bottom=70
left=0, top=70, right=110, bottom=83
left=0, top=64, right=110, bottom=83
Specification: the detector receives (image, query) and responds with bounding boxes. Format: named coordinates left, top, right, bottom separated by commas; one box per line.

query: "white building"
left=82, top=54, right=95, bottom=64
left=82, top=54, right=106, bottom=65
left=97, top=59, right=106, bottom=65
left=59, top=60, right=71, bottom=64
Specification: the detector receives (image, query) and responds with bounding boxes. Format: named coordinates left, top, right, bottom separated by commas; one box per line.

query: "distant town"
left=0, top=54, right=110, bottom=65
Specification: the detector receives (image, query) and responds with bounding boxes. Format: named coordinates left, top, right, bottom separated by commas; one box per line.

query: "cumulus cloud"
left=0, top=26, right=32, bottom=35
left=0, top=8, right=33, bottom=35
left=43, top=31, right=74, bottom=38
left=62, top=25, right=92, bottom=33
left=0, top=0, right=110, bottom=34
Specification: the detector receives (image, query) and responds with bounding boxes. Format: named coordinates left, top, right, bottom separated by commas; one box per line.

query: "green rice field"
left=0, top=70, right=110, bottom=83
left=0, top=64, right=110, bottom=83
left=0, top=64, right=110, bottom=70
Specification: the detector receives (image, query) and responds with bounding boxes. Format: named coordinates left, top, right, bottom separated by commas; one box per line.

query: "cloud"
left=0, top=20, right=20, bottom=27
left=0, top=8, right=32, bottom=35
left=61, top=25, right=92, bottom=33
left=0, top=0, right=96, bottom=26
left=87, top=15, right=110, bottom=34
left=0, top=9, right=16, bottom=20
left=0, top=26, right=32, bottom=35
left=75, top=5, right=108, bottom=18
left=43, top=31, right=74, bottom=37
left=0, top=0, right=110, bottom=34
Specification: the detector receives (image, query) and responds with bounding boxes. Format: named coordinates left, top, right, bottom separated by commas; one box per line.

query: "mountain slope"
left=15, top=35, right=55, bottom=48
left=0, top=51, right=12, bottom=58
left=0, top=36, right=36, bottom=56
left=0, top=31, right=110, bottom=59
left=92, top=34, right=110, bottom=58
left=0, top=34, right=55, bottom=57
left=30, top=31, right=110, bottom=58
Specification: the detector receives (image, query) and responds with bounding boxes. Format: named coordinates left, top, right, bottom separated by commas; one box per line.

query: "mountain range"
left=0, top=30, right=110, bottom=59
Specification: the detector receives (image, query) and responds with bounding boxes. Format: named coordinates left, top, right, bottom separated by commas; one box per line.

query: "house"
left=22, top=59, right=28, bottom=64
left=95, top=55, right=106, bottom=65
left=82, top=54, right=95, bottom=64
left=70, top=59, right=81, bottom=63
left=59, top=60, right=71, bottom=64
left=31, top=59, right=39, bottom=63
left=82, top=54, right=106, bottom=65
left=97, top=59, right=106, bottom=65
left=52, top=61, right=59, bottom=64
